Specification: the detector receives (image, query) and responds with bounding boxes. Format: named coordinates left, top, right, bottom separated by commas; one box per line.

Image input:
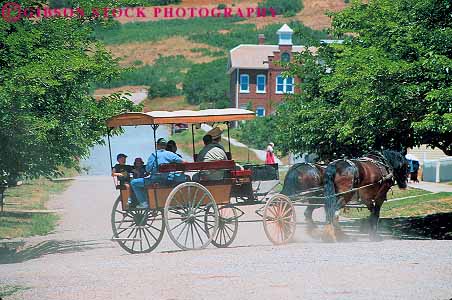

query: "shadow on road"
left=0, top=239, right=108, bottom=264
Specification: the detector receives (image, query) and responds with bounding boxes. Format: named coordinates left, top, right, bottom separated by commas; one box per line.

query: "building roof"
left=227, top=45, right=316, bottom=73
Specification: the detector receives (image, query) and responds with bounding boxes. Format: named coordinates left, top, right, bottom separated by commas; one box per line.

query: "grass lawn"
left=343, top=188, right=452, bottom=219
left=171, top=129, right=262, bottom=164
left=0, top=178, right=72, bottom=239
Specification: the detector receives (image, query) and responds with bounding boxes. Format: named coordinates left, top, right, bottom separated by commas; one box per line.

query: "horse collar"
left=345, top=159, right=360, bottom=187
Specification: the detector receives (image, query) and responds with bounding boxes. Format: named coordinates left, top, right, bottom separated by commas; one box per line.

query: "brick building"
left=227, top=24, right=314, bottom=116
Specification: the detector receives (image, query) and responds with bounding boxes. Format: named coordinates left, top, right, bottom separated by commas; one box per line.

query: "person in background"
left=265, top=142, right=276, bottom=164
left=112, top=153, right=133, bottom=185
left=166, top=140, right=182, bottom=158
left=132, top=157, right=147, bottom=179
left=411, top=160, right=420, bottom=183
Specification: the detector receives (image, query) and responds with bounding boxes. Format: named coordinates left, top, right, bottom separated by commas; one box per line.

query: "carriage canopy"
left=107, top=108, right=255, bottom=127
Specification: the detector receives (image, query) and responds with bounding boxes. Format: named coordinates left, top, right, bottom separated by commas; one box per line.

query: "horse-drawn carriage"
left=107, top=109, right=297, bottom=254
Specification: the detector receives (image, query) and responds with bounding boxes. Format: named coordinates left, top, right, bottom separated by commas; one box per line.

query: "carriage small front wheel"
left=111, top=196, right=165, bottom=254
left=205, top=205, right=238, bottom=248
left=164, top=182, right=219, bottom=250
left=262, top=194, right=296, bottom=245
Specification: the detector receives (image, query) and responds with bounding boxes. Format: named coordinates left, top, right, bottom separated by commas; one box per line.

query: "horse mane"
left=382, top=149, right=404, bottom=169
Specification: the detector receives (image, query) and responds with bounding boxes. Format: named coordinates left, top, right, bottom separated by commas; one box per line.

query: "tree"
left=0, top=1, right=140, bottom=182
left=275, top=0, right=452, bottom=160
left=183, top=58, right=230, bottom=109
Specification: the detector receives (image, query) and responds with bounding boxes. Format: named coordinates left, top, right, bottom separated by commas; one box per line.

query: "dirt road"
left=1, top=176, right=452, bottom=300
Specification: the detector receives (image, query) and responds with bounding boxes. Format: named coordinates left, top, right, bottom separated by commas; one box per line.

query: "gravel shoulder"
left=1, top=176, right=452, bottom=300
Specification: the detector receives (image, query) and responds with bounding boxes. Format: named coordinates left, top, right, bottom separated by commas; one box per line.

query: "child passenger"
left=132, top=157, right=147, bottom=179
left=112, top=153, right=133, bottom=185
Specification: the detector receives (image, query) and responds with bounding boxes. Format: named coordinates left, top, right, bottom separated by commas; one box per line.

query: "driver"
left=130, top=138, right=184, bottom=209
left=196, top=127, right=227, bottom=162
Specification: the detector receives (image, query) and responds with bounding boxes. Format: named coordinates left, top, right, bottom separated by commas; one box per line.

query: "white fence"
left=423, top=158, right=452, bottom=183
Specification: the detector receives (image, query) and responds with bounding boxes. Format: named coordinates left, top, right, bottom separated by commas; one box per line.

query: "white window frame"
left=275, top=75, right=294, bottom=94
left=256, top=106, right=266, bottom=117
left=286, top=77, right=294, bottom=94
left=276, top=75, right=284, bottom=94
left=256, top=74, right=266, bottom=93
left=240, top=74, right=249, bottom=93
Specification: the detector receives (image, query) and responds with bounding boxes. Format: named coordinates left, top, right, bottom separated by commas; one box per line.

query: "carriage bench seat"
left=158, top=160, right=236, bottom=172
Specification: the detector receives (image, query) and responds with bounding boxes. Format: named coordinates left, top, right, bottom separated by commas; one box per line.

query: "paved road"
left=1, top=176, right=452, bottom=299
left=408, top=181, right=452, bottom=193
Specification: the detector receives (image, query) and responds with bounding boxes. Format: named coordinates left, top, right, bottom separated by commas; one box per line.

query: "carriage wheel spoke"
left=184, top=223, right=191, bottom=247
left=131, top=226, right=139, bottom=251
left=192, top=221, right=204, bottom=245
left=142, top=227, right=152, bottom=249
left=143, top=226, right=159, bottom=242
left=175, top=221, right=189, bottom=241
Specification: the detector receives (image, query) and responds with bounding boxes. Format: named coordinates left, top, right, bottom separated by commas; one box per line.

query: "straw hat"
left=207, top=126, right=223, bottom=139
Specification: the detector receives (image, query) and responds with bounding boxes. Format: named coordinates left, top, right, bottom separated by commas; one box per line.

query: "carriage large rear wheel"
left=164, top=182, right=219, bottom=250
left=262, top=194, right=296, bottom=245
left=111, top=196, right=165, bottom=254
left=205, top=205, right=238, bottom=248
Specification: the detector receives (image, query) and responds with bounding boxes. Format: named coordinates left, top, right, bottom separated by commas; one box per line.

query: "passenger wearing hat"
left=196, top=127, right=227, bottom=162
left=130, top=137, right=184, bottom=208
left=112, top=153, right=133, bottom=184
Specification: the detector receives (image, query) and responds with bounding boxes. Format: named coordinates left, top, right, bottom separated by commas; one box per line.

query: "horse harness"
left=333, top=156, right=394, bottom=199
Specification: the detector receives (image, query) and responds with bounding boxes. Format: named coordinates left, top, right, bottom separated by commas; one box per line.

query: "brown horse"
left=281, top=163, right=326, bottom=227
left=323, top=150, right=408, bottom=242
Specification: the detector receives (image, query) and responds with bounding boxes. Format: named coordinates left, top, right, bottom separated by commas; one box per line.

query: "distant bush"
left=217, top=3, right=227, bottom=9
left=132, top=60, right=143, bottom=66
left=48, top=0, right=74, bottom=8
left=238, top=115, right=276, bottom=150
left=183, top=58, right=230, bottom=109
left=258, top=0, right=303, bottom=15
left=150, top=0, right=181, bottom=4
left=283, top=11, right=296, bottom=17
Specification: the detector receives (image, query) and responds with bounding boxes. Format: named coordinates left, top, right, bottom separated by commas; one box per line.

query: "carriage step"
left=111, top=237, right=142, bottom=242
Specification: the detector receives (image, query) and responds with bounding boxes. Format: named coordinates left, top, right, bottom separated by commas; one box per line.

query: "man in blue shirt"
left=130, top=138, right=184, bottom=208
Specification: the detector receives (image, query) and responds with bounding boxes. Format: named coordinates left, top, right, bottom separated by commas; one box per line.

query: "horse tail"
left=324, top=163, right=337, bottom=224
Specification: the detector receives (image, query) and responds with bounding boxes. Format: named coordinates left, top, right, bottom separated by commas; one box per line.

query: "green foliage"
left=276, top=0, right=452, bottom=159
left=183, top=58, right=230, bottom=109
left=217, top=3, right=227, bottom=9
left=238, top=116, right=277, bottom=150
left=190, top=21, right=327, bottom=49
left=95, top=17, right=328, bottom=49
left=94, top=17, right=244, bottom=45
left=258, top=0, right=303, bottom=16
left=48, top=0, right=74, bottom=8
left=0, top=12, right=140, bottom=181
left=96, top=55, right=192, bottom=99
